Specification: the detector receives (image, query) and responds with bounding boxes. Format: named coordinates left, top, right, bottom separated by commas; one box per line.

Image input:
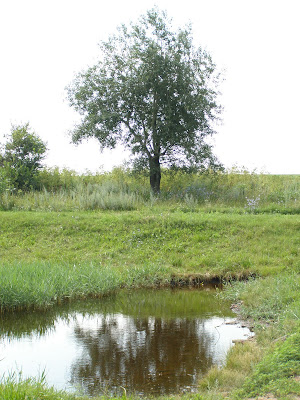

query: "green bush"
left=1, top=123, right=47, bottom=191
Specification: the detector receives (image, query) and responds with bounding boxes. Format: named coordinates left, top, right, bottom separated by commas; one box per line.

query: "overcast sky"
left=1, top=0, right=299, bottom=174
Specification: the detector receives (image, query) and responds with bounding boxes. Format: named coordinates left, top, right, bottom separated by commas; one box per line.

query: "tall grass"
left=0, top=373, right=101, bottom=400
left=0, top=167, right=299, bottom=212
left=0, top=182, right=141, bottom=211
left=0, top=261, right=169, bottom=312
left=0, top=373, right=66, bottom=400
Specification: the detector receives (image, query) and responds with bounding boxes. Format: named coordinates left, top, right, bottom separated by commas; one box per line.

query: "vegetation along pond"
left=0, top=287, right=253, bottom=397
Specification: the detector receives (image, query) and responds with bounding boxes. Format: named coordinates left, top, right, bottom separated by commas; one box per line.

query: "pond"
left=0, top=288, right=253, bottom=397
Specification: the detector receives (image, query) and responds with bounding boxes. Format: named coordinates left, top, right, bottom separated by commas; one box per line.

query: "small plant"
left=245, top=195, right=260, bottom=213
left=184, top=193, right=198, bottom=208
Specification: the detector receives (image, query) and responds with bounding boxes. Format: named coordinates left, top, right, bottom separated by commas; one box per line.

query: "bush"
left=1, top=123, right=47, bottom=191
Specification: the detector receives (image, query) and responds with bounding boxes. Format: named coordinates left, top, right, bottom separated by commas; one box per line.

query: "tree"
left=67, top=8, right=223, bottom=193
left=1, top=123, right=47, bottom=190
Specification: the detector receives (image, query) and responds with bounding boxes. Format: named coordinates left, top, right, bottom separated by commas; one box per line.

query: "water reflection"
left=70, top=315, right=217, bottom=395
left=0, top=288, right=253, bottom=396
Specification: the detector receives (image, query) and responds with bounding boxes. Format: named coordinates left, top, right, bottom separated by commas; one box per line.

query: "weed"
left=0, top=168, right=299, bottom=213
left=245, top=195, right=261, bottom=213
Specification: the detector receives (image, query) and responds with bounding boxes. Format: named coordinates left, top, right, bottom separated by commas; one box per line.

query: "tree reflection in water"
left=0, top=288, right=251, bottom=396
left=70, top=314, right=217, bottom=396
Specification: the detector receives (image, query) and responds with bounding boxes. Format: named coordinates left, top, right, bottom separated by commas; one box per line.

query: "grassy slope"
left=0, top=209, right=299, bottom=311
left=1, top=209, right=299, bottom=272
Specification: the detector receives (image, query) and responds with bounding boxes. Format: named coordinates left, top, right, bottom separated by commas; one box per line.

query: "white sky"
left=0, top=0, right=299, bottom=174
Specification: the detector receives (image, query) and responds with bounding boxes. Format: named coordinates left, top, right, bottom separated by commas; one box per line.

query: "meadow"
left=0, top=168, right=299, bottom=399
left=0, top=167, right=299, bottom=213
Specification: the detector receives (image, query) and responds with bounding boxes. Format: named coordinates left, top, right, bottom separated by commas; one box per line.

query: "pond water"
left=0, top=288, right=253, bottom=396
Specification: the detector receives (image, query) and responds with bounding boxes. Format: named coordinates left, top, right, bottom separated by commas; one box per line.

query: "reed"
left=0, top=261, right=169, bottom=312
left=0, top=183, right=141, bottom=211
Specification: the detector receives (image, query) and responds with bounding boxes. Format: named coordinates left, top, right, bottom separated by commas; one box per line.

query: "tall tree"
left=1, top=123, right=47, bottom=190
left=67, top=8, right=222, bottom=193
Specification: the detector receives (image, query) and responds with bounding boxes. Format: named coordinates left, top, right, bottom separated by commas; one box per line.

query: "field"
left=0, top=169, right=300, bottom=399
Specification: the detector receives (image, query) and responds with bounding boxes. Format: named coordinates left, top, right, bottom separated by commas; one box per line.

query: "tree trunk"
left=149, top=155, right=161, bottom=194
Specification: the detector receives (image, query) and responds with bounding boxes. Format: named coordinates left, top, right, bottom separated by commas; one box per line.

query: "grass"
left=236, top=330, right=300, bottom=399
left=220, top=273, right=300, bottom=323
left=0, top=373, right=120, bottom=400
left=198, top=340, right=263, bottom=396
left=0, top=261, right=169, bottom=311
left=1, top=168, right=299, bottom=213
left=1, top=210, right=299, bottom=269
left=0, top=170, right=300, bottom=399
left=0, top=209, right=299, bottom=311
left=0, top=262, right=166, bottom=311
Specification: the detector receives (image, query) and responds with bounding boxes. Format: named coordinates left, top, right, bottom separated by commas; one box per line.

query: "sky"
left=0, top=0, right=299, bottom=174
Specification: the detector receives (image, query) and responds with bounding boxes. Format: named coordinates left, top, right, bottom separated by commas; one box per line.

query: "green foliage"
left=1, top=123, right=47, bottom=191
left=67, top=8, right=222, bottom=192
left=0, top=165, right=11, bottom=194
left=38, top=167, right=78, bottom=191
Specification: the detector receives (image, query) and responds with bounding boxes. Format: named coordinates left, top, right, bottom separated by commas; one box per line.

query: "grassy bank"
left=0, top=209, right=299, bottom=311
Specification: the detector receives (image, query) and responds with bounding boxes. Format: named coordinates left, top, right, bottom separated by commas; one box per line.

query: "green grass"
left=0, top=261, right=169, bottom=311
left=0, top=171, right=300, bottom=399
left=1, top=210, right=299, bottom=270
left=0, top=209, right=299, bottom=311
left=236, top=330, right=300, bottom=399
left=1, top=169, right=299, bottom=213
left=0, top=373, right=127, bottom=400
left=220, top=273, right=300, bottom=324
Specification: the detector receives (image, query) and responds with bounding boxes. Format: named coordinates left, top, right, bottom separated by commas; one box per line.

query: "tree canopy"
left=1, top=123, right=47, bottom=190
left=67, top=8, right=223, bottom=193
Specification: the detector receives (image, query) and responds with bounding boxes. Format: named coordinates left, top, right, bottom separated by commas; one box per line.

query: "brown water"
left=0, top=288, right=253, bottom=396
